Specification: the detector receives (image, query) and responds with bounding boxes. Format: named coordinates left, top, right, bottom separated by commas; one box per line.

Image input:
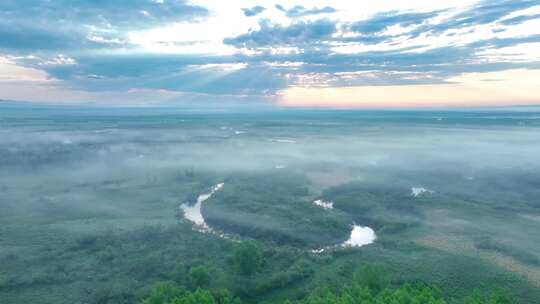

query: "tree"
left=214, top=289, right=242, bottom=304
left=188, top=266, right=211, bottom=289
left=171, top=289, right=215, bottom=304
left=142, top=281, right=185, bottom=304
left=353, top=265, right=389, bottom=294
left=234, top=242, right=262, bottom=275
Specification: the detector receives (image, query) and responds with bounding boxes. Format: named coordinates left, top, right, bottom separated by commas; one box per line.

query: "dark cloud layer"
left=33, top=54, right=286, bottom=95
left=0, top=0, right=207, bottom=52
left=0, top=0, right=208, bottom=29
left=224, top=19, right=336, bottom=48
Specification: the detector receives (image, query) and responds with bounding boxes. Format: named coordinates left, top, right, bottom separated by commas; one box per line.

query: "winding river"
left=180, top=183, right=376, bottom=251
left=180, top=183, right=224, bottom=230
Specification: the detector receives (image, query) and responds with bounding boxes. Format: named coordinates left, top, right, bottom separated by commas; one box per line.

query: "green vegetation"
left=321, top=182, right=423, bottom=233
left=1, top=109, right=540, bottom=304
left=473, top=236, right=540, bottom=266
left=2, top=168, right=539, bottom=303
left=234, top=242, right=263, bottom=275
left=204, top=173, right=351, bottom=247
left=141, top=277, right=515, bottom=304
left=2, top=212, right=534, bottom=303
left=142, top=283, right=241, bottom=304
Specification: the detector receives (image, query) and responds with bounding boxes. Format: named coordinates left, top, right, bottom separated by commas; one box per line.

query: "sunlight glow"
left=279, top=69, right=540, bottom=108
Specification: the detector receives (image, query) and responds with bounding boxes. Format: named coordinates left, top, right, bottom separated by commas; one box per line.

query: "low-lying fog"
left=2, top=109, right=540, bottom=175
left=1, top=107, right=540, bottom=279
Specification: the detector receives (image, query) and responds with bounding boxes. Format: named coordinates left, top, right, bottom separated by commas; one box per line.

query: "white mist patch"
left=234, top=130, right=247, bottom=135
left=313, top=199, right=333, bottom=209
left=180, top=183, right=224, bottom=229
left=268, top=138, right=296, bottom=143
left=275, top=165, right=286, bottom=169
left=411, top=187, right=434, bottom=197
left=368, top=160, right=378, bottom=166
left=94, top=128, right=116, bottom=133
left=343, top=225, right=377, bottom=247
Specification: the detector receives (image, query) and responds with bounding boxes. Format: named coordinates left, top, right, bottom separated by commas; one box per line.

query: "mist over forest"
left=1, top=104, right=540, bottom=303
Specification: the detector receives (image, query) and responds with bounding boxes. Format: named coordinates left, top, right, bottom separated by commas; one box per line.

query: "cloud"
left=224, top=19, right=336, bottom=48
left=350, top=11, right=440, bottom=34
left=0, top=22, right=90, bottom=51
left=0, top=0, right=208, bottom=29
left=23, top=53, right=286, bottom=95
left=410, top=0, right=540, bottom=36
left=499, top=13, right=540, bottom=25
left=0, top=0, right=208, bottom=52
left=242, top=6, right=265, bottom=17
left=0, top=56, right=51, bottom=83
left=1, top=1, right=539, bottom=105
left=278, top=5, right=337, bottom=18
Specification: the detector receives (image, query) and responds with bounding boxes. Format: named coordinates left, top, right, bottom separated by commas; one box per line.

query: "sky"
left=0, top=0, right=539, bottom=108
